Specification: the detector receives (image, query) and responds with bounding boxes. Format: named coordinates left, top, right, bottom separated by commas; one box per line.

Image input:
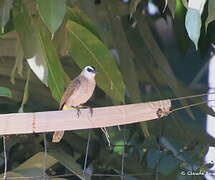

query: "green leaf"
left=67, top=20, right=125, bottom=102
left=185, top=0, right=207, bottom=50
left=37, top=22, right=66, bottom=102
left=66, top=7, right=100, bottom=38
left=113, top=140, right=124, bottom=155
left=13, top=1, right=38, bottom=59
left=168, top=0, right=176, bottom=18
left=180, top=0, right=188, bottom=8
left=13, top=1, right=67, bottom=102
left=205, top=0, right=215, bottom=32
left=146, top=149, right=160, bottom=168
left=15, top=152, right=57, bottom=171
left=0, top=87, right=12, bottom=97
left=36, top=0, right=66, bottom=36
left=134, top=13, right=195, bottom=119
left=10, top=37, right=24, bottom=84
left=49, top=149, right=84, bottom=180
left=159, top=155, right=179, bottom=175
left=129, top=0, right=142, bottom=19
left=0, top=0, right=13, bottom=33
left=13, top=152, right=58, bottom=178
left=18, top=68, right=30, bottom=113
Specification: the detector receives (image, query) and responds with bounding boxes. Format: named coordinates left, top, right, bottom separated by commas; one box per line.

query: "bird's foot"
left=89, top=107, right=93, bottom=117
left=72, top=106, right=81, bottom=118
left=79, top=105, right=93, bottom=117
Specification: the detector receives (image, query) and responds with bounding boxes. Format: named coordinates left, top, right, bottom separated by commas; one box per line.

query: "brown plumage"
left=52, top=66, right=97, bottom=143
left=59, top=77, right=81, bottom=110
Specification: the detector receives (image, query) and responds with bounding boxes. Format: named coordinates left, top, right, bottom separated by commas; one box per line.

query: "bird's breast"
left=67, top=78, right=96, bottom=106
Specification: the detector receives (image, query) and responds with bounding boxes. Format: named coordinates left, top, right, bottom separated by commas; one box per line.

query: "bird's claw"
left=77, top=108, right=81, bottom=118
left=89, top=107, right=93, bottom=117
left=72, top=106, right=81, bottom=118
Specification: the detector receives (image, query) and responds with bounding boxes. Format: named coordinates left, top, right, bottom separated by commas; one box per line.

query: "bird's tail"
left=52, top=105, right=73, bottom=143
left=52, top=131, right=64, bottom=142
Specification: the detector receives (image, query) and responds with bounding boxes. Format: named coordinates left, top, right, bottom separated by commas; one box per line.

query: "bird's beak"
left=95, top=70, right=99, bottom=74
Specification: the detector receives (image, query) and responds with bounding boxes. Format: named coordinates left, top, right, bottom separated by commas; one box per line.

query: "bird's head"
left=81, top=66, right=97, bottom=79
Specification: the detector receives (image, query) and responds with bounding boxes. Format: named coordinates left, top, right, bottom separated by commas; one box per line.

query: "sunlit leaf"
left=0, top=0, right=13, bottom=33
left=0, top=87, right=12, bottom=97
left=185, top=0, right=207, bottom=49
left=0, top=172, right=23, bottom=179
left=113, top=140, right=124, bottom=155
left=36, top=0, right=66, bottom=36
left=49, top=149, right=84, bottom=180
left=15, top=152, right=57, bottom=170
left=67, top=20, right=125, bottom=102
left=13, top=152, right=58, bottom=178
left=205, top=0, right=215, bottom=32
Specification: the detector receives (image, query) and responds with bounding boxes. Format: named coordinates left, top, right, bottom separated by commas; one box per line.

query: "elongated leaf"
left=181, top=0, right=188, bottom=8
left=163, top=0, right=168, bottom=13
left=185, top=0, right=207, bottom=49
left=0, top=0, right=13, bottom=33
left=37, top=22, right=66, bottom=102
left=15, top=152, right=57, bottom=171
left=168, top=0, right=176, bottom=18
left=205, top=0, right=215, bottom=32
left=129, top=0, right=142, bottom=19
left=13, top=1, right=67, bottom=102
left=18, top=68, right=30, bottom=113
left=146, top=149, right=160, bottom=168
left=37, top=0, right=66, bottom=36
left=10, top=36, right=24, bottom=84
left=13, top=2, right=48, bottom=85
left=13, top=1, right=37, bottom=58
left=159, top=155, right=179, bottom=175
left=67, top=21, right=125, bottom=102
left=135, top=13, right=194, bottom=119
left=49, top=149, right=84, bottom=180
left=13, top=152, right=58, bottom=178
left=0, top=87, right=12, bottom=97
left=66, top=7, right=100, bottom=38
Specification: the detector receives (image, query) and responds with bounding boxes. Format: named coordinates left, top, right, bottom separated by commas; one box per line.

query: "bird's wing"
left=59, top=77, right=81, bottom=109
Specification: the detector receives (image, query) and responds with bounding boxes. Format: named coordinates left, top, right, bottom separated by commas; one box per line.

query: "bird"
left=52, top=66, right=97, bottom=143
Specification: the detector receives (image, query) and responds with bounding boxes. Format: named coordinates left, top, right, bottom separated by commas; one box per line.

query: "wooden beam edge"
left=0, top=99, right=171, bottom=135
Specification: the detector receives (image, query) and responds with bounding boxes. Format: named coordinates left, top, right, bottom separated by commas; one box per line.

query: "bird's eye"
left=87, top=67, right=93, bottom=72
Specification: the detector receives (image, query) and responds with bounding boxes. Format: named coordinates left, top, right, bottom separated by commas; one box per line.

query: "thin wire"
left=170, top=99, right=215, bottom=114
left=43, top=133, right=47, bottom=180
left=3, top=136, right=7, bottom=180
left=121, top=126, right=125, bottom=180
left=83, top=129, right=91, bottom=176
left=171, top=91, right=215, bottom=101
left=0, top=173, right=154, bottom=179
left=155, top=139, right=160, bottom=180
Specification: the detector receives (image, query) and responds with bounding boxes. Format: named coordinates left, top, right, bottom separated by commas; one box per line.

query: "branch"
left=0, top=100, right=171, bottom=135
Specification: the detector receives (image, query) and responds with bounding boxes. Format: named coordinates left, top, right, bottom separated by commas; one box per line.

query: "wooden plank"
left=0, top=113, right=33, bottom=135
left=0, top=100, right=171, bottom=135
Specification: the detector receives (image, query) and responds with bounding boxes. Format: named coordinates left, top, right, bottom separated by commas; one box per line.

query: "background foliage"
left=0, top=0, right=215, bottom=179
